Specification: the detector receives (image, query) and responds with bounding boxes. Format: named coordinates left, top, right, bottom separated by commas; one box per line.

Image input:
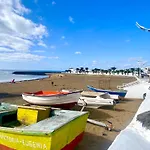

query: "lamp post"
left=137, top=60, right=147, bottom=79
left=136, top=22, right=149, bottom=81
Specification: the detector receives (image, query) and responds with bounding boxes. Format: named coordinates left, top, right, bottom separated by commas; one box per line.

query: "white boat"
left=22, top=90, right=81, bottom=109
left=78, top=91, right=116, bottom=108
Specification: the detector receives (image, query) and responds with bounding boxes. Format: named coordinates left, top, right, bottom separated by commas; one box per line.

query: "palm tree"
left=91, top=68, right=99, bottom=74
left=111, top=67, right=116, bottom=70
left=103, top=70, right=108, bottom=74
left=124, top=70, right=127, bottom=75
left=101, top=69, right=104, bottom=74
left=85, top=67, right=89, bottom=74
left=97, top=69, right=101, bottom=74
left=92, top=69, right=95, bottom=74
left=116, top=70, right=120, bottom=75
left=65, top=69, right=71, bottom=73
left=105, top=70, right=108, bottom=74
left=65, top=70, right=68, bottom=73
left=130, top=68, right=135, bottom=76
left=94, top=68, right=99, bottom=74
left=111, top=67, right=116, bottom=75
left=108, top=69, right=112, bottom=75
left=76, top=68, right=80, bottom=74
left=137, top=67, right=141, bottom=77
left=79, top=67, right=85, bottom=74
left=126, top=69, right=130, bottom=75
left=120, top=69, right=124, bottom=75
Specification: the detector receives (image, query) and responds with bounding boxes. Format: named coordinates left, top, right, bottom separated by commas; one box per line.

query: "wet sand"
left=0, top=74, right=142, bottom=150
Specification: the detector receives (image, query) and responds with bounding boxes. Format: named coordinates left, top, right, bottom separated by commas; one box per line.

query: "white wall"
left=124, top=83, right=150, bottom=99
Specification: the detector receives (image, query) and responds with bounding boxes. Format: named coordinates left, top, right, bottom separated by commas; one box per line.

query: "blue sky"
left=0, top=0, right=150, bottom=70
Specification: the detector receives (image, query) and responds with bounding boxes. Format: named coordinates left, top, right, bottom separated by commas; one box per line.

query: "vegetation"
left=65, top=66, right=143, bottom=76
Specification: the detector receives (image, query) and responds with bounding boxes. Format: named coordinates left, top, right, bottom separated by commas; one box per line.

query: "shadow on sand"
left=0, top=93, right=21, bottom=98
left=73, top=106, right=112, bottom=121
left=113, top=108, right=125, bottom=112
left=0, top=93, right=25, bottom=105
left=75, top=132, right=112, bottom=150
left=119, top=98, right=141, bottom=103
left=97, top=105, right=125, bottom=112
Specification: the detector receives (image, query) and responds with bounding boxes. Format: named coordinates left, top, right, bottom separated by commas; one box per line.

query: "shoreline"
left=0, top=75, right=49, bottom=84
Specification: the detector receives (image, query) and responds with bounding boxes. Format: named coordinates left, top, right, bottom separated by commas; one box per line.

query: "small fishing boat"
left=87, top=85, right=127, bottom=98
left=22, top=90, right=81, bottom=109
left=0, top=103, right=88, bottom=150
left=78, top=91, right=116, bottom=108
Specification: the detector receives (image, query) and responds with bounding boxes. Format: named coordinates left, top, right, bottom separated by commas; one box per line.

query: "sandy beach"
left=0, top=74, right=142, bottom=150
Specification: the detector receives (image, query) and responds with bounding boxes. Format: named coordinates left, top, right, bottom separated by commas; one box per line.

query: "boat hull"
left=49, top=102, right=77, bottom=109
left=87, top=85, right=127, bottom=97
left=22, top=91, right=81, bottom=109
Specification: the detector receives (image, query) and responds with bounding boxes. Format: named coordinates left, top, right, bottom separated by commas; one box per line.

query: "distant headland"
left=12, top=70, right=64, bottom=75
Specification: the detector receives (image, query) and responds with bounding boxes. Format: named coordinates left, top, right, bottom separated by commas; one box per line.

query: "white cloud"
left=75, top=51, right=81, bottom=54
left=69, top=16, right=75, bottom=24
left=0, top=34, right=33, bottom=52
left=92, top=60, right=97, bottom=64
left=128, top=57, right=142, bottom=62
left=48, top=56, right=59, bottom=59
left=123, top=64, right=132, bottom=68
left=13, top=0, right=31, bottom=15
left=0, top=52, right=45, bottom=62
left=52, top=1, right=56, bottom=5
left=0, top=47, right=15, bottom=52
left=0, top=0, right=48, bottom=62
left=61, top=36, right=65, bottom=39
left=92, top=60, right=97, bottom=66
left=64, top=42, right=69, bottom=46
left=38, top=41, right=47, bottom=48
left=50, top=45, right=56, bottom=49
left=33, top=50, right=45, bottom=53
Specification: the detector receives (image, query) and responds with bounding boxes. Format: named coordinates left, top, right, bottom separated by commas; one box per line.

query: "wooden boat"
left=78, top=91, right=116, bottom=108
left=22, top=90, right=81, bottom=109
left=87, top=85, right=127, bottom=98
left=0, top=103, right=88, bottom=150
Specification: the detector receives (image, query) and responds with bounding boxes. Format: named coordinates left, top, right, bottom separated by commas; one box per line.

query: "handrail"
left=117, top=80, right=140, bottom=89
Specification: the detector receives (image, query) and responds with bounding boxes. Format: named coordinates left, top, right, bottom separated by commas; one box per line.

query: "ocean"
left=0, top=70, right=62, bottom=83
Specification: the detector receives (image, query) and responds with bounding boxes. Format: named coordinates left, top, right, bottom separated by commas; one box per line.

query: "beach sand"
left=0, top=74, right=142, bottom=150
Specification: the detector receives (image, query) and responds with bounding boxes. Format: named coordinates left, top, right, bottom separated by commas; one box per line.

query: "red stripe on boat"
left=0, top=132, right=84, bottom=150
left=0, top=144, right=15, bottom=150
left=62, top=132, right=84, bottom=150
left=51, top=102, right=77, bottom=109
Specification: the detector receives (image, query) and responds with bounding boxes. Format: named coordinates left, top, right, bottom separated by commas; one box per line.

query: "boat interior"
left=0, top=103, right=86, bottom=132
left=81, top=91, right=112, bottom=99
left=24, top=90, right=69, bottom=96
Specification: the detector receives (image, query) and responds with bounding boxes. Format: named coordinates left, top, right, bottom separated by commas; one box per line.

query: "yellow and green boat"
left=0, top=103, right=88, bottom=150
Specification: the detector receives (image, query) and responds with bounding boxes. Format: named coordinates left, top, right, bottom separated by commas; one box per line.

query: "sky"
left=0, top=0, right=150, bottom=71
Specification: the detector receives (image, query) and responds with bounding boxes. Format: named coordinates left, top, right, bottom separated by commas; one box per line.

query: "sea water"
left=0, top=70, right=48, bottom=83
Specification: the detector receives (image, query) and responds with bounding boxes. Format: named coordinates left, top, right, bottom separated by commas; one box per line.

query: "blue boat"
left=87, top=85, right=127, bottom=98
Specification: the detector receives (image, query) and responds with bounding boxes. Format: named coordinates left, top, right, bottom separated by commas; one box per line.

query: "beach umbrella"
left=136, top=22, right=150, bottom=32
